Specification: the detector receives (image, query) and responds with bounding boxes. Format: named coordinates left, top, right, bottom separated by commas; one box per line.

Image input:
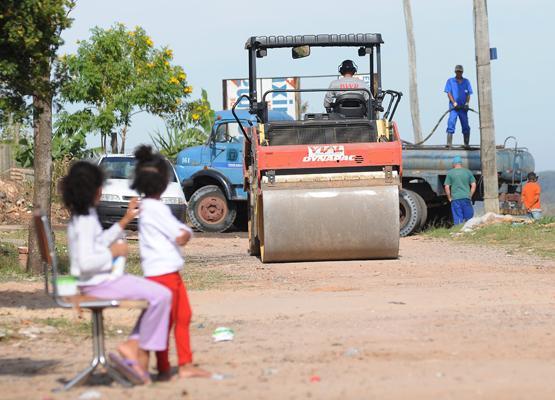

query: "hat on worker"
left=452, top=155, right=463, bottom=165
left=455, top=65, right=464, bottom=72
left=527, top=172, right=538, bottom=181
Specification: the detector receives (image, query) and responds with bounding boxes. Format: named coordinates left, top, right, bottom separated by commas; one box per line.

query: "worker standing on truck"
left=324, top=60, right=370, bottom=110
left=444, top=155, right=477, bottom=225
left=444, top=65, right=473, bottom=148
left=521, top=172, right=542, bottom=220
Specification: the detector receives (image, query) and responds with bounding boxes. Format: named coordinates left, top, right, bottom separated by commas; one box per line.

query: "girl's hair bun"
left=134, top=145, right=154, bottom=163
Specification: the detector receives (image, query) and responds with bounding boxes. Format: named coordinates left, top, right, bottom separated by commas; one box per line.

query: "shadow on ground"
left=0, top=358, right=59, bottom=376
left=0, top=290, right=53, bottom=309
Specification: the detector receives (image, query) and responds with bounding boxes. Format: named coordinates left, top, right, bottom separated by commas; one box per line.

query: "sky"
left=59, top=0, right=554, bottom=171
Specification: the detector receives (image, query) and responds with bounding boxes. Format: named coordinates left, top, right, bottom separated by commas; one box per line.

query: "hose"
left=402, top=106, right=478, bottom=146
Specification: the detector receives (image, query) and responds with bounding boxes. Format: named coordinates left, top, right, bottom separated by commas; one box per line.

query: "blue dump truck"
left=175, top=110, right=292, bottom=232
left=176, top=112, right=535, bottom=236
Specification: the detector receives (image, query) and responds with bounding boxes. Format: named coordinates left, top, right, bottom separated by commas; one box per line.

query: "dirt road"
left=1, top=235, right=554, bottom=399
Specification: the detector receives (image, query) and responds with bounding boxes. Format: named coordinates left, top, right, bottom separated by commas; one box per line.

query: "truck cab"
left=175, top=109, right=292, bottom=232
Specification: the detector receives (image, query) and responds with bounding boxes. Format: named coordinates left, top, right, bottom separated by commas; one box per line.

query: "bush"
left=0, top=243, right=28, bottom=281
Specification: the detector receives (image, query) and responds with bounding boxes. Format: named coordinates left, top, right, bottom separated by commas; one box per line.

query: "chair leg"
left=55, top=309, right=133, bottom=391
left=55, top=314, right=102, bottom=391
left=56, top=363, right=97, bottom=392
left=95, top=310, right=132, bottom=387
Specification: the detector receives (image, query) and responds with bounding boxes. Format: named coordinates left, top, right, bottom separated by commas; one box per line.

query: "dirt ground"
left=1, top=234, right=555, bottom=400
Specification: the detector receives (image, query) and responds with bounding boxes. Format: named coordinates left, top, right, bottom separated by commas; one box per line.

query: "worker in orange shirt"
left=521, top=172, right=542, bottom=220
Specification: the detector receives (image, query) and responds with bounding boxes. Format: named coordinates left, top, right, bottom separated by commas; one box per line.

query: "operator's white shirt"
left=323, top=76, right=370, bottom=108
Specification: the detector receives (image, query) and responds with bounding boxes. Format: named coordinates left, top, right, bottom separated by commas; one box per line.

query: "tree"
left=58, top=23, right=194, bottom=153
left=151, top=89, right=215, bottom=160
left=0, top=0, right=75, bottom=274
left=402, top=0, right=423, bottom=143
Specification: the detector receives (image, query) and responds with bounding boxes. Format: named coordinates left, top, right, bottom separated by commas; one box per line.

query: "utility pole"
left=473, top=0, right=499, bottom=213
left=402, top=0, right=422, bottom=143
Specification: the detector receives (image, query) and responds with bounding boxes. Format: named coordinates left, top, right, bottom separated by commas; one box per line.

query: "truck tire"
left=412, top=191, right=428, bottom=232
left=186, top=185, right=237, bottom=233
left=399, top=189, right=424, bottom=237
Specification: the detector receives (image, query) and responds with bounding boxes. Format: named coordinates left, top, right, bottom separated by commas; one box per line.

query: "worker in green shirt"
left=444, top=155, right=477, bottom=224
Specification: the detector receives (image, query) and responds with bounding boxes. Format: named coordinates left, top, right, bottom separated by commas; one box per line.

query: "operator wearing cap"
left=324, top=60, right=370, bottom=110
left=444, top=155, right=477, bottom=225
left=444, top=65, right=473, bottom=148
left=521, top=172, right=542, bottom=220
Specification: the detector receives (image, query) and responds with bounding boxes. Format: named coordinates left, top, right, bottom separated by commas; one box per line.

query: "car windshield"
left=100, top=157, right=177, bottom=182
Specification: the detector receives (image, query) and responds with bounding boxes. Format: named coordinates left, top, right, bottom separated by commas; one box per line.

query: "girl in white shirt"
left=131, top=145, right=210, bottom=380
left=62, top=161, right=171, bottom=384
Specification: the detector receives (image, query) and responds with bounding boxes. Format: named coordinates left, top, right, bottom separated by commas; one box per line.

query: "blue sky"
left=60, top=0, right=554, bottom=171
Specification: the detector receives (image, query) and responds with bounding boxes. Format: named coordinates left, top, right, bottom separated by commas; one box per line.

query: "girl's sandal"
left=109, top=352, right=151, bottom=385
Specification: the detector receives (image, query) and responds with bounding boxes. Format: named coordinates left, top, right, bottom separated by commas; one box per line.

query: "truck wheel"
left=412, top=191, right=428, bottom=231
left=399, top=189, right=424, bottom=237
left=186, top=185, right=236, bottom=233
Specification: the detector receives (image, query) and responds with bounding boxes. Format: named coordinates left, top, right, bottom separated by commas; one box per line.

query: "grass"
left=126, top=252, right=231, bottom=290
left=0, top=242, right=33, bottom=281
left=0, top=229, right=29, bottom=241
left=33, top=317, right=92, bottom=336
left=425, top=216, right=555, bottom=259
left=0, top=314, right=135, bottom=341
left=0, top=230, right=231, bottom=289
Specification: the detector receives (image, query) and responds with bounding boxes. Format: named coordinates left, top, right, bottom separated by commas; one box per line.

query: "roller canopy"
left=245, top=34, right=384, bottom=50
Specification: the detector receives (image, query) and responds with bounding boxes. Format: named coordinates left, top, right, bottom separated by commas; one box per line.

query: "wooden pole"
left=402, top=0, right=422, bottom=143
left=473, top=0, right=499, bottom=213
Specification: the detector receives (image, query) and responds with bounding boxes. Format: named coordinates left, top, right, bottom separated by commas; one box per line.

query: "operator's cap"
left=452, top=155, right=463, bottom=165
left=455, top=65, right=464, bottom=72
left=527, top=172, right=538, bottom=180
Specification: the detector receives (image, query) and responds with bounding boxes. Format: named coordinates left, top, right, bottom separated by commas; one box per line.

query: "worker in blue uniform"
left=444, top=65, right=473, bottom=148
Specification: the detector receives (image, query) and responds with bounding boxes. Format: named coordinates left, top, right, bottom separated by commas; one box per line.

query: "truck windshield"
left=100, top=157, right=177, bottom=182
left=214, top=122, right=245, bottom=143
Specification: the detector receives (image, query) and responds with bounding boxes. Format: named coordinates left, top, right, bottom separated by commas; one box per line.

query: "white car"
left=96, top=154, right=187, bottom=229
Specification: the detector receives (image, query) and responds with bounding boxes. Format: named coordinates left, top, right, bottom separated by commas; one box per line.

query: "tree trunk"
left=403, top=0, right=423, bottom=144
left=26, top=92, right=53, bottom=275
left=110, top=131, right=118, bottom=154
left=119, top=124, right=128, bottom=154
left=473, top=0, right=499, bottom=213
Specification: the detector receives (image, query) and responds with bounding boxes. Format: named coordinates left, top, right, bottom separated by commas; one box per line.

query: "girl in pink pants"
left=62, top=161, right=171, bottom=384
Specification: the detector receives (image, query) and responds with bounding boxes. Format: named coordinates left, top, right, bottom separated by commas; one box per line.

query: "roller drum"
left=260, top=185, right=399, bottom=262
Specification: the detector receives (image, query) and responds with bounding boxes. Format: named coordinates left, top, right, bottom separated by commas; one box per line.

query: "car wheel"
left=186, top=185, right=236, bottom=233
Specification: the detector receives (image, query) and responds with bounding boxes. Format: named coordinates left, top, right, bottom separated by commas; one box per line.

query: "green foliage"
left=151, top=126, right=207, bottom=161
left=152, top=89, right=215, bottom=160
left=0, top=0, right=75, bottom=108
left=168, top=89, right=215, bottom=132
left=15, top=125, right=99, bottom=167
left=0, top=243, right=30, bottom=282
left=426, top=217, right=555, bottom=260
left=14, top=136, right=34, bottom=168
left=57, top=23, right=194, bottom=153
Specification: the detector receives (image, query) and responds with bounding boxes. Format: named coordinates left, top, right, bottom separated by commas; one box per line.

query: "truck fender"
left=183, top=169, right=234, bottom=200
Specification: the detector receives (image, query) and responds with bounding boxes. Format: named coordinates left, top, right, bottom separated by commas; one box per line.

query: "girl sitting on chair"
left=61, top=161, right=172, bottom=385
